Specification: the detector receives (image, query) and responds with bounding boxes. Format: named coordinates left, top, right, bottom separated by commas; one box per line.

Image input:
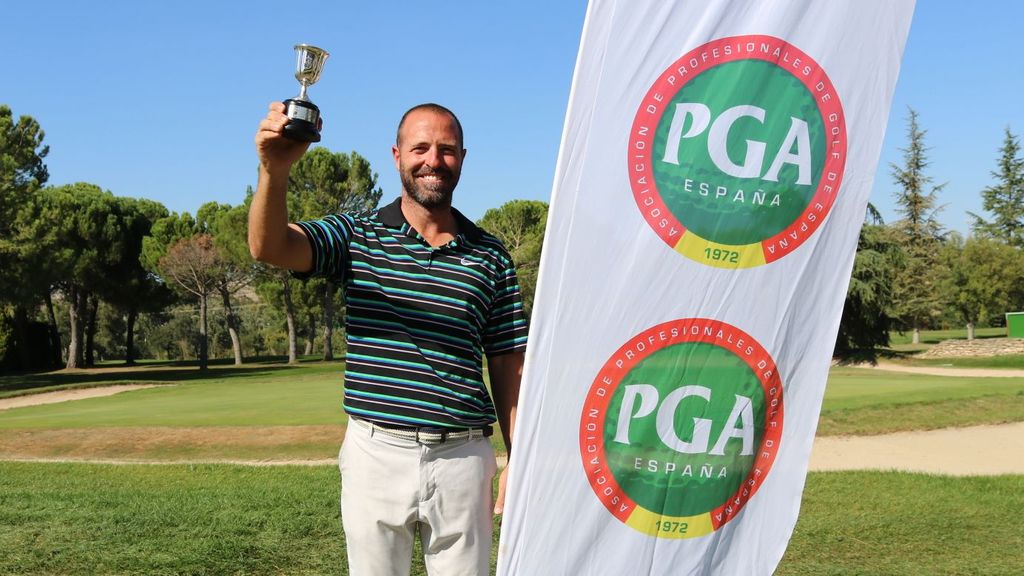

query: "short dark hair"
left=396, top=103, right=464, bottom=149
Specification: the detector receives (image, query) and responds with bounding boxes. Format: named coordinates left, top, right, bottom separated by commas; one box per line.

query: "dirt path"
left=810, top=422, right=1024, bottom=476
left=0, top=384, right=171, bottom=410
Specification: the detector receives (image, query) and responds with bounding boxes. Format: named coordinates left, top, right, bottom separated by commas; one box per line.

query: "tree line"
left=836, top=109, right=1024, bottom=360
left=0, top=105, right=547, bottom=372
left=1, top=104, right=1020, bottom=372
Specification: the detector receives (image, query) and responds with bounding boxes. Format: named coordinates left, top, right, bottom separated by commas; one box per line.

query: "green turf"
left=1, top=463, right=1020, bottom=575
left=823, top=367, right=1024, bottom=410
left=816, top=367, right=1024, bottom=435
left=777, top=472, right=1024, bottom=575
left=888, top=327, right=1007, bottom=346
left=0, top=462, right=346, bottom=575
left=817, top=393, right=1024, bottom=436
left=0, top=363, right=348, bottom=429
left=0, top=360, right=516, bottom=457
left=2, top=358, right=1023, bottom=574
left=4, top=364, right=1024, bottom=440
left=0, top=359, right=342, bottom=399
left=890, top=354, right=1024, bottom=369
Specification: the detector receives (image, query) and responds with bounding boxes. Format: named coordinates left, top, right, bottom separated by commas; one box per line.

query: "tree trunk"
left=966, top=322, right=975, bottom=341
left=283, top=276, right=298, bottom=364
left=323, top=280, right=335, bottom=361
left=11, top=305, right=33, bottom=370
left=85, top=294, right=99, bottom=367
left=125, top=306, right=137, bottom=365
left=65, top=286, right=85, bottom=369
left=220, top=286, right=243, bottom=365
left=198, top=294, right=209, bottom=371
left=45, top=291, right=62, bottom=368
left=305, top=312, right=316, bottom=356
left=911, top=326, right=920, bottom=345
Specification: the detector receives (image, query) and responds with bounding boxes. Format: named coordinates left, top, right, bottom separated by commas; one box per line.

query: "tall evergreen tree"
left=22, top=184, right=133, bottom=368
left=0, top=105, right=49, bottom=242
left=889, top=108, right=946, bottom=344
left=835, top=222, right=900, bottom=362
left=970, top=127, right=1024, bottom=247
left=106, top=197, right=174, bottom=365
left=0, top=106, right=51, bottom=369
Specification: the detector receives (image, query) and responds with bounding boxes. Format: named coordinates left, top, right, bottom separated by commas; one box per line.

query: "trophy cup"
left=283, top=44, right=329, bottom=142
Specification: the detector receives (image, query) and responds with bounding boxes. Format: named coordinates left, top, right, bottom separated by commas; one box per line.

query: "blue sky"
left=2, top=1, right=1021, bottom=235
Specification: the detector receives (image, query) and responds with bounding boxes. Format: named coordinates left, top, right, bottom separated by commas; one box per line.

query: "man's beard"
left=400, top=164, right=459, bottom=210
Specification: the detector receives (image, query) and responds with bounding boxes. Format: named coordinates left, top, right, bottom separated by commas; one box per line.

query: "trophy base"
left=283, top=99, right=321, bottom=142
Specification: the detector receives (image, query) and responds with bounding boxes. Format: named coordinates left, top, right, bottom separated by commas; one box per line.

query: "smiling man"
left=249, top=102, right=528, bottom=576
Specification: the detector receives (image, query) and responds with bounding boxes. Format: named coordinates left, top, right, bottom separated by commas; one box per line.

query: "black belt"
left=353, top=417, right=493, bottom=445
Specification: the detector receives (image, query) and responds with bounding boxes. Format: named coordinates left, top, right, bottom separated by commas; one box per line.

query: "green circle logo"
left=629, top=35, right=846, bottom=268
left=580, top=319, right=784, bottom=538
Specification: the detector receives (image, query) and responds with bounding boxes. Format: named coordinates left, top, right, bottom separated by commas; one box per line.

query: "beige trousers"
left=339, top=418, right=497, bottom=576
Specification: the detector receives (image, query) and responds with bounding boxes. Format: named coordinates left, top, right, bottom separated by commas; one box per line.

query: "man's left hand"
left=494, top=463, right=509, bottom=515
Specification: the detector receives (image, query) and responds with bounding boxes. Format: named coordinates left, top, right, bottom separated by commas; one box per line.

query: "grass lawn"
left=889, top=354, right=1024, bottom=369
left=0, top=462, right=344, bottom=575
left=0, top=361, right=518, bottom=460
left=2, top=361, right=1024, bottom=461
left=2, top=358, right=1023, bottom=574
left=887, top=326, right=1007, bottom=346
left=777, top=471, right=1024, bottom=575
left=818, top=367, right=1024, bottom=435
left=1, top=462, right=1020, bottom=575
left=0, top=362, right=348, bottom=428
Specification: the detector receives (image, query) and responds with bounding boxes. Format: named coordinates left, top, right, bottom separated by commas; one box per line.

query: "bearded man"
left=249, top=102, right=528, bottom=576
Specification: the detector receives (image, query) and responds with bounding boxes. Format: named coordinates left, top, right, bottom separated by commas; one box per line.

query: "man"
left=249, top=102, right=528, bottom=575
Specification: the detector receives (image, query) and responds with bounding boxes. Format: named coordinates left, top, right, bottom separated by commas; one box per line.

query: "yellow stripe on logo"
left=627, top=507, right=714, bottom=539
left=675, top=234, right=766, bottom=269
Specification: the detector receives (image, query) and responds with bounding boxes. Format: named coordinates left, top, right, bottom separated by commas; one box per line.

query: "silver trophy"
left=283, top=44, right=329, bottom=142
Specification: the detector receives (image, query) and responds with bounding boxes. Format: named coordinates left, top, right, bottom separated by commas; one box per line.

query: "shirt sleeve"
left=483, top=257, right=530, bottom=356
left=291, top=214, right=354, bottom=283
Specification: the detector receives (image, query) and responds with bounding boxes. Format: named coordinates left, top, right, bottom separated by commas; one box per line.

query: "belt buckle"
left=416, top=428, right=448, bottom=444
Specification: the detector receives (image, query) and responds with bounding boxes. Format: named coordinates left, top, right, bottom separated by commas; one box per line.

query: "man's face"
left=393, top=110, right=466, bottom=210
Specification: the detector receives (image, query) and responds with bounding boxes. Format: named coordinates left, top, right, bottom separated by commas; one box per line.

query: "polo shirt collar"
left=376, top=196, right=483, bottom=243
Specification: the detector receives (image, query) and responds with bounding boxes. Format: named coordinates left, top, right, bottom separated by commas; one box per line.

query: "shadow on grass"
left=877, top=348, right=923, bottom=360
left=833, top=347, right=922, bottom=366
left=0, top=355, right=343, bottom=396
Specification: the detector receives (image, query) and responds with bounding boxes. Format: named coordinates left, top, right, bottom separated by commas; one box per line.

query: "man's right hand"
left=248, top=102, right=315, bottom=273
left=255, top=102, right=314, bottom=173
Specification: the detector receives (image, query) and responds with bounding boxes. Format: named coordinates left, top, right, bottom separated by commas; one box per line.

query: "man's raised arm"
left=248, top=102, right=314, bottom=273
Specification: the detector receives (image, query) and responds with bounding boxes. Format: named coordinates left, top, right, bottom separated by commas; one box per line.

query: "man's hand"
left=255, top=102, right=315, bottom=174
left=248, top=102, right=315, bottom=272
left=494, top=462, right=510, bottom=515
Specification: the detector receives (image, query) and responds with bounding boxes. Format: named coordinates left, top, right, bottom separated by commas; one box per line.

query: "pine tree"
left=889, top=109, right=946, bottom=344
left=970, top=128, right=1024, bottom=247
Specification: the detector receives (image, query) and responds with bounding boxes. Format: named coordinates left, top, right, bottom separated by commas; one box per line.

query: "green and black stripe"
left=295, top=197, right=528, bottom=429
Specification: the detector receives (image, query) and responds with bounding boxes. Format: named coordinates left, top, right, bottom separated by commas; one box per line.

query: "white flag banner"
left=497, top=1, right=915, bottom=574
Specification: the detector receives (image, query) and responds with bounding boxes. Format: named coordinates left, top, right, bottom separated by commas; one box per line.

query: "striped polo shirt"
left=294, top=197, right=529, bottom=429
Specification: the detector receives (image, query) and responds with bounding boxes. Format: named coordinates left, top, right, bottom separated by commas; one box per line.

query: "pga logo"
left=580, top=319, right=784, bottom=539
left=613, top=384, right=756, bottom=457
left=662, top=103, right=813, bottom=186
left=629, top=35, right=847, bottom=268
